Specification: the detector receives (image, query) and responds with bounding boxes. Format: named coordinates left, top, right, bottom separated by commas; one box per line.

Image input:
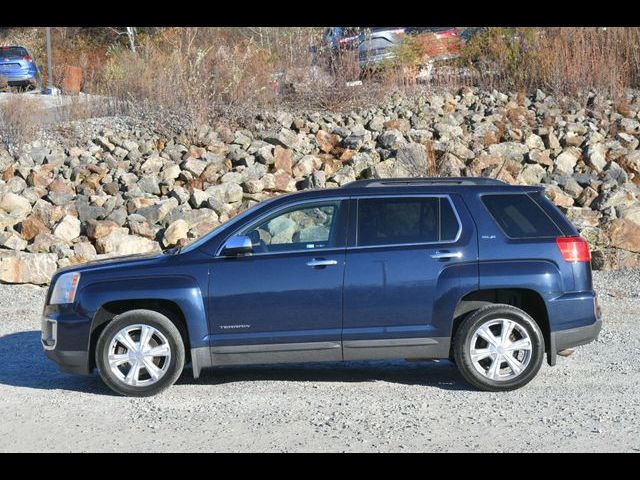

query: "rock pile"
left=2, top=87, right=640, bottom=283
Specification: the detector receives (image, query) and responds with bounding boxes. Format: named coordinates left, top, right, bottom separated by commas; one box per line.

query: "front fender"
left=78, top=275, right=209, bottom=350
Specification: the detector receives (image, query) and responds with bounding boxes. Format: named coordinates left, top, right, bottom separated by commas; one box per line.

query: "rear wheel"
left=96, top=310, right=185, bottom=397
left=453, top=304, right=544, bottom=391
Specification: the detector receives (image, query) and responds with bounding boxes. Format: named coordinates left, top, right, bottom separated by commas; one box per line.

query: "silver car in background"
left=358, top=27, right=406, bottom=70
left=358, top=27, right=461, bottom=72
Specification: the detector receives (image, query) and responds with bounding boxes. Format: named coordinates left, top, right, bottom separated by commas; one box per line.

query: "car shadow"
left=0, top=330, right=113, bottom=395
left=0, top=330, right=473, bottom=394
left=179, top=360, right=473, bottom=392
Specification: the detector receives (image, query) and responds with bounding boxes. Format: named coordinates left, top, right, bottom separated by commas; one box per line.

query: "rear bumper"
left=1, top=72, right=37, bottom=82
left=551, top=317, right=602, bottom=352
left=546, top=292, right=603, bottom=365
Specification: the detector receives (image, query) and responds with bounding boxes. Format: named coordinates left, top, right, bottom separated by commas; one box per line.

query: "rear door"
left=342, top=194, right=478, bottom=360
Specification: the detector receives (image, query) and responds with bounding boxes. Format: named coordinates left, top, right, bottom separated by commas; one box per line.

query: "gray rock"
left=138, top=176, right=161, bottom=195
left=263, top=129, right=300, bottom=149
left=182, top=159, right=207, bottom=177
left=555, top=147, right=581, bottom=175
left=396, top=144, right=429, bottom=176
left=189, top=189, right=211, bottom=208
left=586, top=144, right=608, bottom=173
left=378, top=130, right=405, bottom=149
left=488, top=142, right=529, bottom=163
left=53, top=215, right=81, bottom=242
left=518, top=164, right=546, bottom=185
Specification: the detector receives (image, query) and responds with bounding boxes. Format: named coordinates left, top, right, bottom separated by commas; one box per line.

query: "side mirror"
left=221, top=235, right=253, bottom=256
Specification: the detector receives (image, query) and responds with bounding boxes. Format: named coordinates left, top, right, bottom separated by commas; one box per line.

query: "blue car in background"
left=0, top=45, right=41, bottom=91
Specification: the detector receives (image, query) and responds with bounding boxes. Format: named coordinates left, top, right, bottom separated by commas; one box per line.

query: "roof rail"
left=342, top=177, right=508, bottom=188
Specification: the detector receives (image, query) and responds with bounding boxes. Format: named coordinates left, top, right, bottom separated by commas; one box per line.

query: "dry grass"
left=3, top=27, right=640, bottom=135
left=458, top=27, right=640, bottom=97
left=0, top=95, right=41, bottom=154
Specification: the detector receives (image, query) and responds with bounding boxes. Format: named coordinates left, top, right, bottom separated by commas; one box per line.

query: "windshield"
left=179, top=195, right=283, bottom=254
left=0, top=46, right=28, bottom=58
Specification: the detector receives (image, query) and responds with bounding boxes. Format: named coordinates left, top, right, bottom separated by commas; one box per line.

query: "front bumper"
left=44, top=349, right=90, bottom=375
left=41, top=306, right=92, bottom=376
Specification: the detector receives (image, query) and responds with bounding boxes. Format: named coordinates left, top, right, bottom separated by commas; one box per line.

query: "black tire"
left=453, top=304, right=545, bottom=392
left=96, top=309, right=185, bottom=397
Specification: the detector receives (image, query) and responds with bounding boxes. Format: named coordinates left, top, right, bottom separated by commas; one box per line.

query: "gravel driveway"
left=0, top=271, right=639, bottom=452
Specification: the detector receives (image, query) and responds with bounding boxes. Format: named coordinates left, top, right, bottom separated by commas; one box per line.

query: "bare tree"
left=108, top=27, right=137, bottom=53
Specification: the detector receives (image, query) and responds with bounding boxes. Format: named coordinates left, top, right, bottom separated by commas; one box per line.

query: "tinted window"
left=242, top=201, right=342, bottom=254
left=0, top=47, right=28, bottom=58
left=406, top=27, right=454, bottom=34
left=357, top=197, right=459, bottom=247
left=482, top=194, right=561, bottom=238
left=370, top=27, right=403, bottom=32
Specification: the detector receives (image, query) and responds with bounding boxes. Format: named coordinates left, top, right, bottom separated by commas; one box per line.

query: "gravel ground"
left=0, top=271, right=639, bottom=452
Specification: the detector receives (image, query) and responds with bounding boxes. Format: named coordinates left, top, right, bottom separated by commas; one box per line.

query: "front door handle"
left=306, top=259, right=338, bottom=268
left=430, top=251, right=463, bottom=260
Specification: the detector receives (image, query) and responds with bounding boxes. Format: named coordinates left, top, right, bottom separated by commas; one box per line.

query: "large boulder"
left=607, top=218, right=640, bottom=253
left=0, top=251, right=57, bottom=285
left=554, top=147, right=581, bottom=175
left=163, top=219, right=189, bottom=247
left=488, top=142, right=529, bottom=163
left=95, top=228, right=161, bottom=256
left=0, top=192, right=31, bottom=217
left=53, top=215, right=81, bottom=242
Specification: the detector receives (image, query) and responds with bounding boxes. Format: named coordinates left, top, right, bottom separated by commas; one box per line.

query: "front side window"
left=241, top=201, right=343, bottom=254
left=357, top=197, right=459, bottom=247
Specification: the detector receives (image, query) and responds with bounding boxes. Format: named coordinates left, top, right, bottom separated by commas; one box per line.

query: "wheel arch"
left=451, top=288, right=551, bottom=362
left=89, top=299, right=191, bottom=372
left=79, top=275, right=209, bottom=376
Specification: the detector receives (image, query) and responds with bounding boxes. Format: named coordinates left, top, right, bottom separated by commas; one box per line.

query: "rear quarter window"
left=482, top=194, right=562, bottom=238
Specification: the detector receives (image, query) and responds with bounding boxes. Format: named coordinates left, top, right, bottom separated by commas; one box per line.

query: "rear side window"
left=0, top=47, right=28, bottom=58
left=482, top=194, right=561, bottom=238
left=357, top=197, right=459, bottom=247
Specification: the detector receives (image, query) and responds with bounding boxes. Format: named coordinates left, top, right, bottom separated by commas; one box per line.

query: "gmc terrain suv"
left=42, top=178, right=602, bottom=397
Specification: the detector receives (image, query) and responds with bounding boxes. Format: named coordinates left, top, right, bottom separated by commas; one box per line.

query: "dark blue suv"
left=41, top=178, right=602, bottom=396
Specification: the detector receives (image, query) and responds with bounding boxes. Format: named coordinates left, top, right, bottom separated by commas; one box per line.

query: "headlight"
left=49, top=272, right=81, bottom=305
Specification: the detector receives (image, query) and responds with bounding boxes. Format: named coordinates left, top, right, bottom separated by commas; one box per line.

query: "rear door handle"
left=306, top=259, right=338, bottom=268
left=430, top=251, right=463, bottom=260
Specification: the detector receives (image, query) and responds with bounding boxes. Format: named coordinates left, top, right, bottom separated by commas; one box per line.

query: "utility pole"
left=45, top=27, right=53, bottom=93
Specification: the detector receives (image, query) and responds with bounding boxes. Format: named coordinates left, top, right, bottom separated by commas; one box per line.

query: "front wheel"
left=96, top=310, right=185, bottom=397
left=453, top=304, right=545, bottom=392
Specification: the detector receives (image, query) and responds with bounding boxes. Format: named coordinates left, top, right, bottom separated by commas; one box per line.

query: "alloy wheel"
left=107, top=324, right=172, bottom=387
left=469, top=318, right=533, bottom=381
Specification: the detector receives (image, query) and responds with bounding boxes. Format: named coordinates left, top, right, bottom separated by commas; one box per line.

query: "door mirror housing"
left=221, top=235, right=253, bottom=256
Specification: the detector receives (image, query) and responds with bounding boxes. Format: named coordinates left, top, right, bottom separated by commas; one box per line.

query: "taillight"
left=556, top=236, right=591, bottom=262
left=436, top=29, right=459, bottom=38
left=22, top=56, right=32, bottom=61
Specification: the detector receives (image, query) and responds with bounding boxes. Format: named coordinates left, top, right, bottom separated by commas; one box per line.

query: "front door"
left=208, top=199, right=348, bottom=365
left=342, top=194, right=478, bottom=360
